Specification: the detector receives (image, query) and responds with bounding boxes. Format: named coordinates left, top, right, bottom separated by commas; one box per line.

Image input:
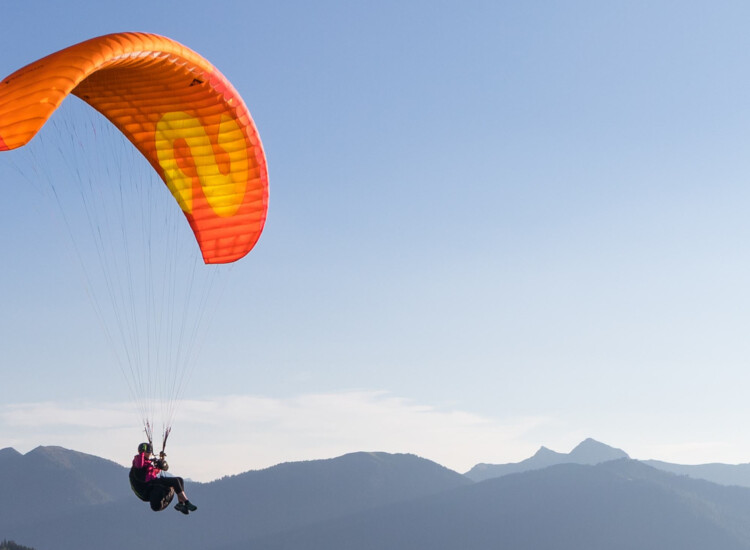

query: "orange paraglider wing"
left=0, top=32, right=268, bottom=263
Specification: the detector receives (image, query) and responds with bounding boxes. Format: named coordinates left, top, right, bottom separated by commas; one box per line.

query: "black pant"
left=150, top=475, right=185, bottom=495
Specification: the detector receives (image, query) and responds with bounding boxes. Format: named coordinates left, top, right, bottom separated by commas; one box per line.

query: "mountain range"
left=466, top=438, right=750, bottom=489
left=465, top=437, right=630, bottom=481
left=4, top=440, right=750, bottom=549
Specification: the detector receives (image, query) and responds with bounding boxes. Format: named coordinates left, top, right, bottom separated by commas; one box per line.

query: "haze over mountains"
left=4, top=440, right=750, bottom=550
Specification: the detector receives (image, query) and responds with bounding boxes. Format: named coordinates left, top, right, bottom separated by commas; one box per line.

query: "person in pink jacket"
left=129, top=442, right=198, bottom=514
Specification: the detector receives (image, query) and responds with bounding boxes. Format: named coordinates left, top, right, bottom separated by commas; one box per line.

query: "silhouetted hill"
left=0, top=446, right=130, bottom=526
left=195, top=451, right=471, bottom=537
left=1, top=449, right=470, bottom=550
left=233, top=459, right=750, bottom=550
left=643, top=460, right=750, bottom=488
left=7, top=444, right=750, bottom=550
left=466, top=438, right=629, bottom=481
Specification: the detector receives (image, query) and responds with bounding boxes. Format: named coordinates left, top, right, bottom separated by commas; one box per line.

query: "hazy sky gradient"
left=4, top=0, right=750, bottom=480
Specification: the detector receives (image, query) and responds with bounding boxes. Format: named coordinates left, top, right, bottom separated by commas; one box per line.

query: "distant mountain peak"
left=465, top=438, right=631, bottom=482
left=569, top=439, right=629, bottom=464
left=533, top=446, right=561, bottom=457
left=0, top=448, right=22, bottom=460
left=27, top=445, right=87, bottom=469
left=528, top=446, right=567, bottom=468
left=573, top=437, right=612, bottom=449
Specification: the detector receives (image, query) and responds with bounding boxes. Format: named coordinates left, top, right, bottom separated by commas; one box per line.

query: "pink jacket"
left=132, top=452, right=160, bottom=482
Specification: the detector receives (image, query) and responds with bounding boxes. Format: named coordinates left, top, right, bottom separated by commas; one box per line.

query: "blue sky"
left=4, top=0, right=750, bottom=481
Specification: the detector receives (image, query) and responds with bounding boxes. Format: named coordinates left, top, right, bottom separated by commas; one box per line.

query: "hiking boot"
left=184, top=500, right=198, bottom=512
left=174, top=502, right=189, bottom=515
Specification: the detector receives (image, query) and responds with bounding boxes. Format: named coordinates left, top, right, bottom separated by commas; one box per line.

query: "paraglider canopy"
left=0, top=32, right=269, bottom=264
left=0, top=32, right=269, bottom=450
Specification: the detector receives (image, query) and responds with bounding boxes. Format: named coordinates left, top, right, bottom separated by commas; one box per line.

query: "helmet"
left=138, top=442, right=153, bottom=454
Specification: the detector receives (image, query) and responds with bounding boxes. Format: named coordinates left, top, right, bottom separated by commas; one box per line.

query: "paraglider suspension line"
left=161, top=426, right=171, bottom=455
left=144, top=421, right=154, bottom=450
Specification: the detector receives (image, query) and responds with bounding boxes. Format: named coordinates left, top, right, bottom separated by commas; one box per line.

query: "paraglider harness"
left=129, top=425, right=175, bottom=511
